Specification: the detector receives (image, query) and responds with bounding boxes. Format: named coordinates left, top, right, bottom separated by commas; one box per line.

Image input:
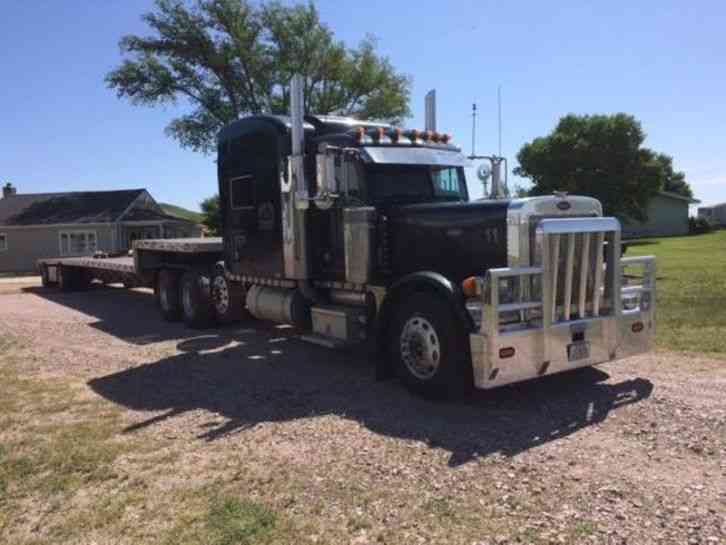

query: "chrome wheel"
left=212, top=276, right=229, bottom=315
left=399, top=316, right=441, bottom=380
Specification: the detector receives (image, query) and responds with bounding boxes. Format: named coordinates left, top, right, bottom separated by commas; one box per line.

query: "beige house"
left=622, top=191, right=700, bottom=238
left=0, top=183, right=202, bottom=273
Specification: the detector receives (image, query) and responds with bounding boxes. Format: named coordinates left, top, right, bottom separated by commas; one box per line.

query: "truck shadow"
left=24, top=285, right=203, bottom=345
left=88, top=325, right=653, bottom=467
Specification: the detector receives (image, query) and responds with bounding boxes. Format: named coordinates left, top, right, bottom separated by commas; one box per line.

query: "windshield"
left=367, top=165, right=468, bottom=204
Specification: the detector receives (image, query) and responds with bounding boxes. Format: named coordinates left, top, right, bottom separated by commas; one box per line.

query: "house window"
left=0, top=233, right=7, bottom=252
left=230, top=175, right=254, bottom=210
left=59, top=231, right=97, bottom=256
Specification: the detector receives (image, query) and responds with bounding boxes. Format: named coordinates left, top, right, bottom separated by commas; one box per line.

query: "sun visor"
left=360, top=146, right=471, bottom=167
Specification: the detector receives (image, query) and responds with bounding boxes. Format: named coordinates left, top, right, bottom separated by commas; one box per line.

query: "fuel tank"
left=385, top=200, right=510, bottom=283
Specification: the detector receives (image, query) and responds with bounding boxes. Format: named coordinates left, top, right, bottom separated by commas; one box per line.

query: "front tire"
left=180, top=271, right=214, bottom=328
left=389, top=293, right=472, bottom=399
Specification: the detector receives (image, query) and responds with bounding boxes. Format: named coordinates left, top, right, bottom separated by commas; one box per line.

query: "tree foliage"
left=514, top=114, right=692, bottom=222
left=106, top=0, right=411, bottom=153
left=200, top=194, right=221, bottom=235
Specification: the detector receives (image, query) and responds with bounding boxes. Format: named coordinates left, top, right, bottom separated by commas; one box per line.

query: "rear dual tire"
left=180, top=271, right=214, bottom=328
left=158, top=270, right=182, bottom=321
left=210, top=265, right=247, bottom=325
left=157, top=269, right=221, bottom=329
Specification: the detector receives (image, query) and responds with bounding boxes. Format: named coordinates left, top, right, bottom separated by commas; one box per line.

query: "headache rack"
left=470, top=217, right=656, bottom=389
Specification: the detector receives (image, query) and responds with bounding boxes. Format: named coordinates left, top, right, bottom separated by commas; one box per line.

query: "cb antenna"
left=497, top=85, right=502, bottom=157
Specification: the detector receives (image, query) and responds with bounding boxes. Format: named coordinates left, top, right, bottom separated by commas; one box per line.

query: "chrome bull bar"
left=469, top=217, right=656, bottom=389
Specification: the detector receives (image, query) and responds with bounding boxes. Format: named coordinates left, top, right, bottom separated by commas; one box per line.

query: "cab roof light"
left=391, top=127, right=402, bottom=142
left=421, top=130, right=433, bottom=142
left=355, top=127, right=365, bottom=142
left=375, top=127, right=386, bottom=141
left=440, top=133, right=451, bottom=144
left=405, top=129, right=419, bottom=142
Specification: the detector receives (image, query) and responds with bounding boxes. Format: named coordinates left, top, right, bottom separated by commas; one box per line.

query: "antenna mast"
left=471, top=102, right=477, bottom=157
left=468, top=86, right=508, bottom=200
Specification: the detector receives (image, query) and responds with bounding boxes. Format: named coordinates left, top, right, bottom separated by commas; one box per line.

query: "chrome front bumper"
left=469, top=217, right=656, bottom=389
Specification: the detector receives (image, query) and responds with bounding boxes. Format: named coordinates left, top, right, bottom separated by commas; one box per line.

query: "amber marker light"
left=462, top=276, right=478, bottom=298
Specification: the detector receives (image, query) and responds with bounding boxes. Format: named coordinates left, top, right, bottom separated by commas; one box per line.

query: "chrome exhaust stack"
left=281, top=74, right=310, bottom=280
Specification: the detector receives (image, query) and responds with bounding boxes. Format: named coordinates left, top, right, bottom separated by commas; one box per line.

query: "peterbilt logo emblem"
left=557, top=201, right=571, bottom=211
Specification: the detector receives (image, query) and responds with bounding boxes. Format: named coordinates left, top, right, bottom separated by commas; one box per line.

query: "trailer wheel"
left=158, top=270, right=181, bottom=321
left=57, top=265, right=78, bottom=292
left=75, top=270, right=92, bottom=291
left=40, top=265, right=54, bottom=287
left=389, top=293, right=472, bottom=399
left=180, top=271, right=214, bottom=328
left=210, top=266, right=247, bottom=324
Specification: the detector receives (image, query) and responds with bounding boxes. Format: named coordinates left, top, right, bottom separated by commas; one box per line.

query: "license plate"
left=567, top=342, right=590, bottom=362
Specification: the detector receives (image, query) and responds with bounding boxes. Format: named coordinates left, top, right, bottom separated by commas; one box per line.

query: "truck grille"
left=538, top=220, right=619, bottom=324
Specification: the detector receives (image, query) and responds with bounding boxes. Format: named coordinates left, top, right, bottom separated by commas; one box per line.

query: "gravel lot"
left=1, top=285, right=724, bottom=544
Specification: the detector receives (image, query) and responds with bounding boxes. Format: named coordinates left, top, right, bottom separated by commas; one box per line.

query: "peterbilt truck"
left=39, top=76, right=656, bottom=398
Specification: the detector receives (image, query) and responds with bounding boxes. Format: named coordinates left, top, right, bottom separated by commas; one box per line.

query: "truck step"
left=299, top=333, right=348, bottom=350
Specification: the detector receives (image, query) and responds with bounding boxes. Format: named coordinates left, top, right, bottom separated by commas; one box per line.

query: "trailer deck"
left=37, top=238, right=224, bottom=289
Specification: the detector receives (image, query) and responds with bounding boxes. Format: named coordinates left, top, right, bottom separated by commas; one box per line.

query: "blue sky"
left=1, top=0, right=725, bottom=210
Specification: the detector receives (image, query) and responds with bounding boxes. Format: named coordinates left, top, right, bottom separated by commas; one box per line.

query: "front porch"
left=119, top=209, right=202, bottom=251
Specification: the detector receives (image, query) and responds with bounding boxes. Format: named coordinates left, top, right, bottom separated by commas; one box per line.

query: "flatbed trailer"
left=38, top=237, right=223, bottom=291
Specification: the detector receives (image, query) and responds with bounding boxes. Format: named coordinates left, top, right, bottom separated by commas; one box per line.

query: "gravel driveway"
left=1, top=285, right=724, bottom=544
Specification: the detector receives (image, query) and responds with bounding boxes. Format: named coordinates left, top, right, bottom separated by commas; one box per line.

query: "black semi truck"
left=39, top=76, right=656, bottom=398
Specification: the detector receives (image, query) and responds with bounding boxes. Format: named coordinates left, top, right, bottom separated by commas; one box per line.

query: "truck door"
left=223, top=158, right=284, bottom=278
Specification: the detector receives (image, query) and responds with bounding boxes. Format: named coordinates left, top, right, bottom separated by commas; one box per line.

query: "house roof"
left=122, top=207, right=197, bottom=223
left=698, top=202, right=726, bottom=210
left=0, top=189, right=146, bottom=226
left=657, top=190, right=701, bottom=204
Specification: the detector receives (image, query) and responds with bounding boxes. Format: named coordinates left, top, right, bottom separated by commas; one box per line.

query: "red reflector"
left=499, top=347, right=516, bottom=359
left=631, top=322, right=644, bottom=333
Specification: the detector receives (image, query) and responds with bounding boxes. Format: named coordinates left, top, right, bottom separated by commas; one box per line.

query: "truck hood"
left=385, top=200, right=510, bottom=283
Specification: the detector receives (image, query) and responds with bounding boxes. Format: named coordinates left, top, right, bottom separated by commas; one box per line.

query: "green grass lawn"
left=627, top=230, right=726, bottom=356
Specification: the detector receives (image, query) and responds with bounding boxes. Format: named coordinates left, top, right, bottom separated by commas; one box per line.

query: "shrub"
left=689, top=217, right=713, bottom=235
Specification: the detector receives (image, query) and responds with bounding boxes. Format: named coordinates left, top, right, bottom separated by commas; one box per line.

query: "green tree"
left=106, top=0, right=411, bottom=153
left=514, top=114, right=692, bottom=222
left=200, top=194, right=221, bottom=235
